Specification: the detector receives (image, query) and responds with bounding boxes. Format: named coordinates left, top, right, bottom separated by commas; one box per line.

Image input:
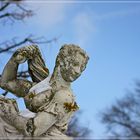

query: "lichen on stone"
left=63, top=102, right=79, bottom=113
left=28, top=92, right=36, bottom=99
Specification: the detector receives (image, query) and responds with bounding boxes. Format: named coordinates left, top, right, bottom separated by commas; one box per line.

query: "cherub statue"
left=0, top=44, right=89, bottom=139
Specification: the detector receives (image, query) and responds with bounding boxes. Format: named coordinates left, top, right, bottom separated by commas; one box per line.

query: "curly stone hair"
left=56, top=44, right=89, bottom=67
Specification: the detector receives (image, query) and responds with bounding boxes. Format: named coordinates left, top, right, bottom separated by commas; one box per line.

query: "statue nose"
left=74, top=67, right=81, bottom=74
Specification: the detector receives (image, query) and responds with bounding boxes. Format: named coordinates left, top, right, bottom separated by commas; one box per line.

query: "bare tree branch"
left=0, top=35, right=60, bottom=53
left=0, top=11, right=33, bottom=20
left=66, top=111, right=91, bottom=137
left=0, top=70, right=30, bottom=79
left=113, top=120, right=140, bottom=136
left=0, top=12, right=9, bottom=19
left=0, top=2, right=10, bottom=12
left=16, top=3, right=31, bottom=13
left=1, top=91, right=8, bottom=96
left=17, top=70, right=30, bottom=78
left=0, top=37, right=29, bottom=53
left=0, top=1, right=33, bottom=23
left=101, top=83, right=140, bottom=138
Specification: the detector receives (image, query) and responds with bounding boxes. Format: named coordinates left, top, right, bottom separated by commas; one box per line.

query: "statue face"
left=60, top=52, right=87, bottom=82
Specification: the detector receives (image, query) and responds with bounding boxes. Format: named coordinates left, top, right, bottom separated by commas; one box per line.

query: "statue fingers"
left=26, top=45, right=35, bottom=52
left=25, top=45, right=40, bottom=58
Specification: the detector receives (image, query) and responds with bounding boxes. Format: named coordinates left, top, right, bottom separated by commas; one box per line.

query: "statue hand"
left=12, top=45, right=40, bottom=64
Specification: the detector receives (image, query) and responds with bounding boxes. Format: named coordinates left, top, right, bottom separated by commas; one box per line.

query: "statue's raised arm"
left=0, top=45, right=49, bottom=97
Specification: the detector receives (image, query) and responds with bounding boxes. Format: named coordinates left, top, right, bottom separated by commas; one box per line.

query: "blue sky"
left=1, top=1, right=140, bottom=138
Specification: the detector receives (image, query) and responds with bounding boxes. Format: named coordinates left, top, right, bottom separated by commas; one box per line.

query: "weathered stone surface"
left=0, top=44, right=89, bottom=139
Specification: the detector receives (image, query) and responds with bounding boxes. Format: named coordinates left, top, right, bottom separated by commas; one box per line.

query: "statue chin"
left=63, top=75, right=80, bottom=82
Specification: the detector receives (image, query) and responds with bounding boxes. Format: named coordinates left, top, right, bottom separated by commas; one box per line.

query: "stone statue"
left=0, top=44, right=89, bottom=139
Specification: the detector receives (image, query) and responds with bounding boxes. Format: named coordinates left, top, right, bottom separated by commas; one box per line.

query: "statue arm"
left=0, top=46, right=34, bottom=97
left=0, top=45, right=49, bottom=97
left=24, top=89, right=53, bottom=112
left=0, top=97, right=57, bottom=136
left=0, top=96, right=30, bottom=136
left=24, top=76, right=52, bottom=112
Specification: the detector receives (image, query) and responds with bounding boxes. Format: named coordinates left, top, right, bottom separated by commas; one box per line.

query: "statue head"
left=55, top=44, right=89, bottom=82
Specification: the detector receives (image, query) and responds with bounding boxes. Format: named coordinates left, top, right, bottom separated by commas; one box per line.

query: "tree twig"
left=0, top=2, right=10, bottom=12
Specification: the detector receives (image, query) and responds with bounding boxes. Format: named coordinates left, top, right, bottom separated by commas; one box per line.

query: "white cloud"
left=73, top=12, right=96, bottom=47
left=27, top=3, right=66, bottom=30
left=72, top=7, right=140, bottom=48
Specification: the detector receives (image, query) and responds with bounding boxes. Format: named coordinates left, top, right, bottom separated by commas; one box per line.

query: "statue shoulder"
left=54, top=87, right=74, bottom=103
